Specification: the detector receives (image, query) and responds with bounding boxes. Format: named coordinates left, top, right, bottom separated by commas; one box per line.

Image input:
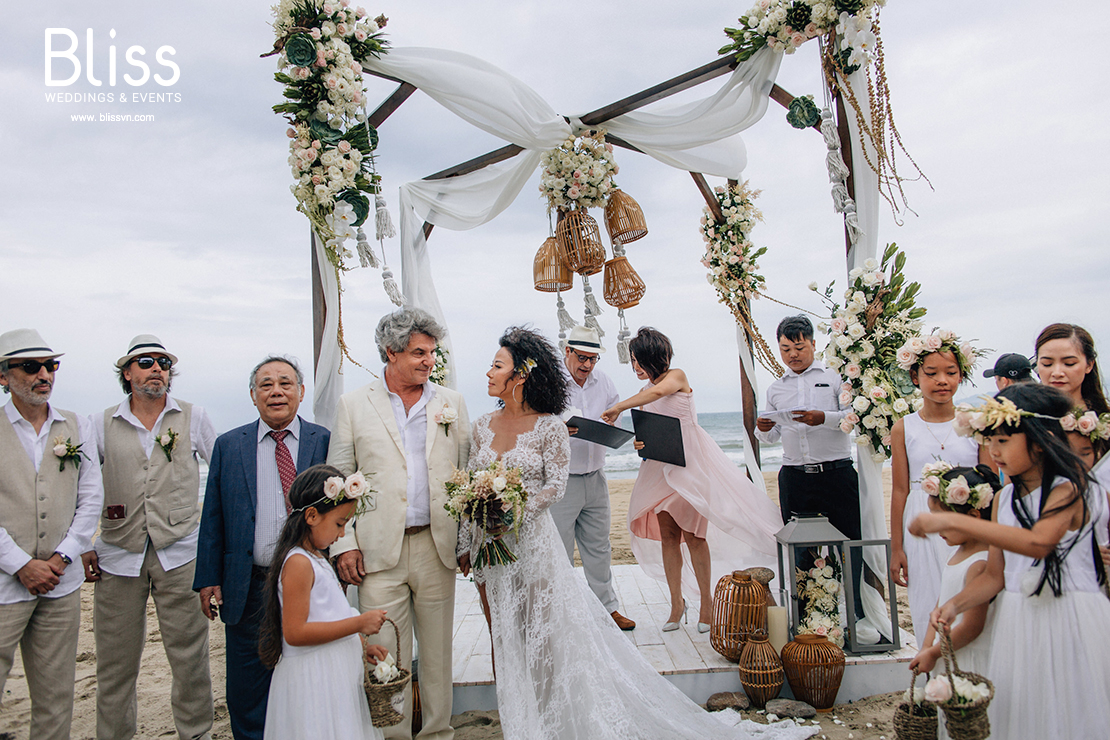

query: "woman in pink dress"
left=602, top=328, right=782, bottom=633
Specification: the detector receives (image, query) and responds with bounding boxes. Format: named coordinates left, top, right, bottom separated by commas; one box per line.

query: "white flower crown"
left=895, top=329, right=983, bottom=376
left=295, top=472, right=370, bottom=513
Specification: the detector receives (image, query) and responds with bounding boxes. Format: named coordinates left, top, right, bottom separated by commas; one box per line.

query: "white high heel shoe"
left=662, top=599, right=687, bottom=633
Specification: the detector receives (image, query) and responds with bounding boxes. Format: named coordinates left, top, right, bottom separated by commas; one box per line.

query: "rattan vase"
left=738, top=634, right=784, bottom=708
left=602, top=256, right=646, bottom=309
left=555, top=209, right=605, bottom=275
left=533, top=236, right=573, bottom=292
left=710, top=571, right=768, bottom=662
left=780, top=633, right=845, bottom=711
left=603, top=189, right=648, bottom=245
left=364, top=618, right=412, bottom=727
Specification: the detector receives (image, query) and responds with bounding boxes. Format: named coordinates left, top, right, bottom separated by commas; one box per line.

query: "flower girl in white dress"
left=259, top=465, right=389, bottom=740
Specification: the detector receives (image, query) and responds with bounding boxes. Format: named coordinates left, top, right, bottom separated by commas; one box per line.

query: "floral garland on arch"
left=429, top=342, right=449, bottom=386
left=267, top=0, right=390, bottom=267
left=539, top=132, right=618, bottom=213
left=813, top=243, right=926, bottom=460
left=699, top=182, right=783, bottom=376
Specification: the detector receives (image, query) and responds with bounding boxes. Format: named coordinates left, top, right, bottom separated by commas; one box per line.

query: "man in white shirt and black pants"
left=552, top=326, right=635, bottom=631
left=755, top=315, right=863, bottom=617
left=0, top=329, right=103, bottom=740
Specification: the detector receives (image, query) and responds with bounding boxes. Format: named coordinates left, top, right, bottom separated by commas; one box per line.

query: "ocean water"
left=604, top=411, right=782, bottom=480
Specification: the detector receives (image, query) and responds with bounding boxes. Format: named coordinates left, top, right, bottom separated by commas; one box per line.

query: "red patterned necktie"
left=270, top=430, right=296, bottom=514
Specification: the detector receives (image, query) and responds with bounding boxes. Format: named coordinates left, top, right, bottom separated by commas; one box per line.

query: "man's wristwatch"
left=56, top=552, right=72, bottom=566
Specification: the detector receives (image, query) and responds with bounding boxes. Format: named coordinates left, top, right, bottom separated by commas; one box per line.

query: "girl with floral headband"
left=908, top=464, right=1000, bottom=740
left=258, top=464, right=388, bottom=740
left=889, top=329, right=989, bottom=642
left=910, top=384, right=1110, bottom=739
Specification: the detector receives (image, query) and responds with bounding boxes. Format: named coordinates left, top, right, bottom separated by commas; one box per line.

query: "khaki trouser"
left=0, top=589, right=81, bottom=740
left=95, top=547, right=213, bottom=740
left=359, top=528, right=456, bottom=740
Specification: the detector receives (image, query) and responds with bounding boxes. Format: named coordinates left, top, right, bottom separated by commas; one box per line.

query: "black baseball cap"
left=983, top=353, right=1033, bottom=379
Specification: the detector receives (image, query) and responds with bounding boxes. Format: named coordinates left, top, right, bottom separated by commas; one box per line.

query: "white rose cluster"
left=287, top=124, right=365, bottom=214
left=699, top=182, right=767, bottom=321
left=539, top=133, right=618, bottom=212
left=731, top=0, right=885, bottom=58
left=795, top=556, right=845, bottom=647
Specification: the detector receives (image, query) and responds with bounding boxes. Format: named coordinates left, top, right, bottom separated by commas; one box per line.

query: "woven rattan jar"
left=602, top=256, right=646, bottom=309
left=710, top=571, right=768, bottom=662
left=738, top=634, right=784, bottom=708
left=533, top=237, right=573, bottom=292
left=780, top=633, right=845, bottom=711
left=555, top=209, right=605, bottom=275
left=603, top=189, right=648, bottom=245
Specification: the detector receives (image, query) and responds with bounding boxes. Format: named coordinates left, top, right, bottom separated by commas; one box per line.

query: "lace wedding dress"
left=459, top=413, right=816, bottom=740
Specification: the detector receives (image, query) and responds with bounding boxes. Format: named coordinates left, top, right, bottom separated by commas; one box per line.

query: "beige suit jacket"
left=328, top=378, right=470, bottom=572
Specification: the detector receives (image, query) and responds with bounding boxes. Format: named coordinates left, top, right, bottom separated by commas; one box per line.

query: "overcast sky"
left=3, top=1, right=1108, bottom=434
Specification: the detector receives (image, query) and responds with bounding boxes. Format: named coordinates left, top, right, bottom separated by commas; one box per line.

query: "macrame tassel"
left=826, top=149, right=851, bottom=183
left=381, top=266, right=406, bottom=306
left=355, top=228, right=379, bottom=268
left=584, top=313, right=605, bottom=338
left=843, top=202, right=863, bottom=246
left=581, top=275, right=603, bottom=318
left=616, top=309, right=631, bottom=365
left=820, top=108, right=840, bottom=149
left=831, top=183, right=851, bottom=214
left=556, top=290, right=576, bottom=333
left=375, top=195, right=397, bottom=241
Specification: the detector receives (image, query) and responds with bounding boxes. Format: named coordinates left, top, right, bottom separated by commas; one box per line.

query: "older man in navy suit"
left=193, top=356, right=330, bottom=740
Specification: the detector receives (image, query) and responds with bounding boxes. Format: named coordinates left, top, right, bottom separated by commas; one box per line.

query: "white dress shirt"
left=562, top=365, right=620, bottom=475
left=385, top=375, right=434, bottom=528
left=755, top=360, right=852, bottom=466
left=0, top=401, right=104, bottom=603
left=91, top=396, right=216, bottom=577
left=255, top=416, right=301, bottom=567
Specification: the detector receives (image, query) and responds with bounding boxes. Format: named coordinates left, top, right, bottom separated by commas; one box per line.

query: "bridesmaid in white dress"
left=889, top=334, right=985, bottom=642
left=458, top=328, right=816, bottom=740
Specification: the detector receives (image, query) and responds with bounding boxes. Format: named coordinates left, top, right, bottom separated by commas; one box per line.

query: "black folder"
left=564, top=416, right=635, bottom=449
left=630, top=409, right=686, bottom=467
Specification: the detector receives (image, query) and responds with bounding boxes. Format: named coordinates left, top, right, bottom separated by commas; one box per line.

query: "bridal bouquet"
left=444, top=461, right=528, bottom=568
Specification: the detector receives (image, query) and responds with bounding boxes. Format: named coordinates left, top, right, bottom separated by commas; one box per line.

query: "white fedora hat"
left=0, top=328, right=63, bottom=361
left=116, top=334, right=179, bottom=368
left=566, top=325, right=605, bottom=354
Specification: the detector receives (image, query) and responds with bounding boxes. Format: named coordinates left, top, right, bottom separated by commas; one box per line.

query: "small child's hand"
left=365, top=643, right=389, bottom=665
left=1100, top=545, right=1110, bottom=570
left=931, top=603, right=957, bottom=633
left=357, top=609, right=387, bottom=636
left=909, top=645, right=940, bottom=674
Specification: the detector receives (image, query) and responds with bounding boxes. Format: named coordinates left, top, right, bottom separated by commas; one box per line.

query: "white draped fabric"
left=312, top=230, right=343, bottom=430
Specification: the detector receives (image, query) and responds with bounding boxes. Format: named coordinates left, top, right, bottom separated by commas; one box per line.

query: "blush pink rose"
left=946, top=476, right=971, bottom=505
left=840, top=391, right=853, bottom=405
left=925, top=335, right=943, bottom=351
left=921, top=476, right=940, bottom=496
left=844, top=363, right=862, bottom=379
left=1060, top=414, right=1078, bottom=431
left=790, top=32, right=806, bottom=47
left=1078, top=412, right=1098, bottom=434
left=845, top=412, right=860, bottom=425
left=840, top=420, right=854, bottom=433
left=896, top=348, right=915, bottom=368
left=925, top=676, right=953, bottom=703
left=831, top=317, right=847, bottom=334
left=869, top=386, right=887, bottom=400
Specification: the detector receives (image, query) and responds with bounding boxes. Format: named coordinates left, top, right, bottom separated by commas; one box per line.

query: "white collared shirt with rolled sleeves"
left=0, top=402, right=104, bottom=603
left=755, top=360, right=852, bottom=466
left=385, top=377, right=435, bottom=528
left=91, top=395, right=216, bottom=577
left=563, top=366, right=620, bottom=475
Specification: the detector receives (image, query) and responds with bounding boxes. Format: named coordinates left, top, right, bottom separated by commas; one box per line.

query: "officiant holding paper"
left=552, top=326, right=636, bottom=631
left=602, top=327, right=781, bottom=634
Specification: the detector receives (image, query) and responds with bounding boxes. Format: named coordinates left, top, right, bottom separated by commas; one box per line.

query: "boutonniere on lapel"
left=52, top=436, right=90, bottom=472
left=434, top=404, right=459, bottom=437
left=157, top=429, right=180, bottom=462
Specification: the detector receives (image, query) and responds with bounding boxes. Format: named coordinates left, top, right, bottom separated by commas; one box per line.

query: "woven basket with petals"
left=364, top=618, right=411, bottom=727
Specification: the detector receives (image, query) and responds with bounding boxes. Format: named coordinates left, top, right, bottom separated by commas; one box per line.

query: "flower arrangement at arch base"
left=813, top=243, right=926, bottom=460
left=795, top=551, right=845, bottom=648
left=445, top=461, right=528, bottom=568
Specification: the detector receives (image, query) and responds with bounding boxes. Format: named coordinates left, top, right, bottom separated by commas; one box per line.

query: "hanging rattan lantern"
left=555, top=209, right=605, bottom=276
left=602, top=255, right=646, bottom=309
left=533, top=237, right=574, bottom=293
left=604, top=189, right=648, bottom=246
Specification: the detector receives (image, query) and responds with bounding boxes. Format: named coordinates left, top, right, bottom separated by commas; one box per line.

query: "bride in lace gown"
left=458, top=328, right=815, bottom=740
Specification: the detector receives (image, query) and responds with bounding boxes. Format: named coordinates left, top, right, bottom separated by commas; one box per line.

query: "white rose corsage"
left=157, top=428, right=179, bottom=462
left=434, top=404, right=458, bottom=437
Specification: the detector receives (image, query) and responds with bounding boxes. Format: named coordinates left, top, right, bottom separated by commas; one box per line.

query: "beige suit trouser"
left=359, top=528, right=455, bottom=740
left=0, top=588, right=81, bottom=740
left=94, top=546, right=213, bottom=740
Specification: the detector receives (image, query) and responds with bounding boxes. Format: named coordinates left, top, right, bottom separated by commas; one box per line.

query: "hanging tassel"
left=556, top=289, right=576, bottom=333
left=831, top=183, right=851, bottom=214
left=844, top=202, right=863, bottom=246
left=826, top=149, right=851, bottom=183
left=820, top=108, right=840, bottom=149
left=584, top=313, right=606, bottom=338
left=616, top=309, right=631, bottom=364
left=375, top=194, right=397, bottom=241
left=355, top=228, right=379, bottom=268
left=581, top=275, right=603, bottom=318
left=381, top=266, right=406, bottom=306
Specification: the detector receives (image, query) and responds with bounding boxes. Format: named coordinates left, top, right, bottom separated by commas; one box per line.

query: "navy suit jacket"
left=192, top=416, right=330, bottom=625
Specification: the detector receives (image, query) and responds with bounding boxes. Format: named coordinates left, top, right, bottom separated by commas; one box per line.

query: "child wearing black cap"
left=983, top=353, right=1034, bottom=390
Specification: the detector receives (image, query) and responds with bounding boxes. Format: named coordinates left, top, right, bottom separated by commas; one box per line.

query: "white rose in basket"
left=373, top=652, right=401, bottom=683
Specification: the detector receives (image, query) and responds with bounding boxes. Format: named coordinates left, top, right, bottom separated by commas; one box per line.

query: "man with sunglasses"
left=83, top=334, right=217, bottom=740
left=0, top=328, right=103, bottom=740
left=552, top=325, right=635, bottom=630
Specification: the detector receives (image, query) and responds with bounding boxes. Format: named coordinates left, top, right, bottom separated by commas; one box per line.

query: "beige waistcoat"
left=100, top=401, right=200, bottom=552
left=0, top=410, right=81, bottom=560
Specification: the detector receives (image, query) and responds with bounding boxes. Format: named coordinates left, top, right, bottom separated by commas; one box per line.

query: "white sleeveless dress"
left=902, top=412, right=978, bottom=642
left=930, top=549, right=992, bottom=740
left=986, top=479, right=1110, bottom=739
left=264, top=547, right=383, bottom=740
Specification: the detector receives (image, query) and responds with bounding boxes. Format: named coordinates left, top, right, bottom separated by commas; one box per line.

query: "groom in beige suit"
left=329, top=308, right=470, bottom=740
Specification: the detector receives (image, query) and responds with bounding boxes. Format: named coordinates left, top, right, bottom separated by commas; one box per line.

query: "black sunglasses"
left=8, top=359, right=60, bottom=374
left=133, top=356, right=173, bottom=370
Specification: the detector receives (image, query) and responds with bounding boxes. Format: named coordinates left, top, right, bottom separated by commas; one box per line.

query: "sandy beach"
left=0, top=470, right=901, bottom=740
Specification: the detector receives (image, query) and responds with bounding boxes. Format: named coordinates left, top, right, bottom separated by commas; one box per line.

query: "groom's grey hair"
left=376, top=308, right=445, bottom=363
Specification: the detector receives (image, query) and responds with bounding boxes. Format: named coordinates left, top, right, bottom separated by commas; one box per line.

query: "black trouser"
left=778, top=463, right=864, bottom=619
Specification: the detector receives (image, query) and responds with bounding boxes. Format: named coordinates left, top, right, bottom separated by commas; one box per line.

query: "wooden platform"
left=448, top=564, right=916, bottom=712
